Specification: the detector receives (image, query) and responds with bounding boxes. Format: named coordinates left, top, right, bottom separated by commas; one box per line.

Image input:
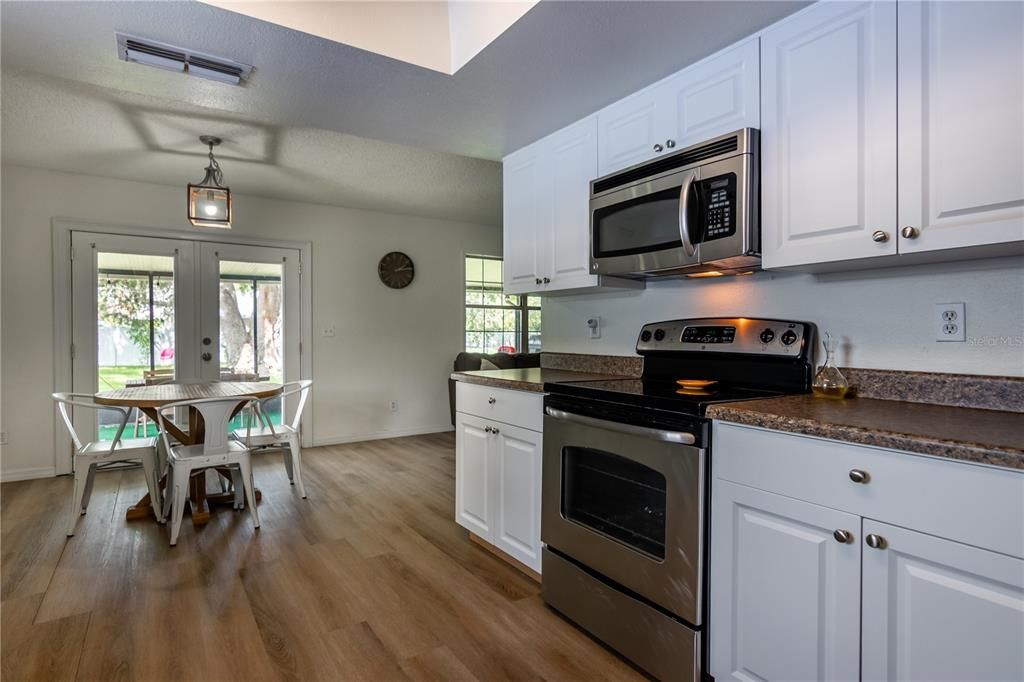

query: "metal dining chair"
left=156, top=396, right=260, bottom=546
left=232, top=380, right=312, bottom=498
left=53, top=392, right=163, bottom=536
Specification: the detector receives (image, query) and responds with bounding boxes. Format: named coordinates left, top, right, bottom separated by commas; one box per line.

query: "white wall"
left=0, top=164, right=500, bottom=480
left=542, top=258, right=1024, bottom=377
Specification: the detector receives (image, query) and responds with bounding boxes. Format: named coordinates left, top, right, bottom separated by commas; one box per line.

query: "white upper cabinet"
left=597, top=87, right=662, bottom=177
left=761, top=1, right=898, bottom=269
left=502, top=145, right=545, bottom=292
left=897, top=1, right=1024, bottom=254
left=861, top=520, right=1024, bottom=682
left=597, top=39, right=761, bottom=178
left=656, top=38, right=761, bottom=152
left=503, top=116, right=641, bottom=295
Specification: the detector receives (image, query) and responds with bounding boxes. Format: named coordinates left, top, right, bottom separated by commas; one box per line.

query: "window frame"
left=463, top=254, right=541, bottom=354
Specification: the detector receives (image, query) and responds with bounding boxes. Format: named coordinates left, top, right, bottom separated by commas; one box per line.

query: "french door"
left=69, top=231, right=301, bottom=451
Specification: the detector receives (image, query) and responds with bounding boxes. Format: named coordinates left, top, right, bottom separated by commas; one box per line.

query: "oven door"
left=542, top=406, right=706, bottom=625
left=590, top=168, right=700, bottom=276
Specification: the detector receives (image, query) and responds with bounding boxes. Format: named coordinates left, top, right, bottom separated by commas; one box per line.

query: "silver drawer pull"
left=487, top=397, right=496, bottom=404
left=544, top=407, right=696, bottom=445
left=848, top=469, right=869, bottom=484
left=833, top=529, right=853, bottom=544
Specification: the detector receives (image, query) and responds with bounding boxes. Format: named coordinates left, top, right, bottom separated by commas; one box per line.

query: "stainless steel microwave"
left=590, top=128, right=759, bottom=278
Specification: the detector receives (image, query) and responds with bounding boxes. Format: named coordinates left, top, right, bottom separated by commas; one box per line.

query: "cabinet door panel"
left=761, top=1, right=897, bottom=268
left=898, top=1, right=1024, bottom=254
left=658, top=38, right=760, bottom=149
left=455, top=413, right=492, bottom=538
left=502, top=146, right=543, bottom=294
left=862, top=520, right=1024, bottom=682
left=546, top=117, right=599, bottom=289
left=493, top=423, right=543, bottom=572
left=597, top=87, right=661, bottom=177
left=710, top=480, right=860, bottom=682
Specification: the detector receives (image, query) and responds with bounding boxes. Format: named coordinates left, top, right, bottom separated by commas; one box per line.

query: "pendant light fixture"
left=187, top=135, right=232, bottom=228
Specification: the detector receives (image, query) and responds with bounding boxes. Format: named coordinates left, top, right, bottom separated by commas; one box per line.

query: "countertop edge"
left=708, top=404, right=1023, bottom=471
left=450, top=371, right=546, bottom=393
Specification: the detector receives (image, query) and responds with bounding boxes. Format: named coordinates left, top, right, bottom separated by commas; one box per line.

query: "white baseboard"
left=1, top=466, right=58, bottom=483
left=313, top=424, right=454, bottom=448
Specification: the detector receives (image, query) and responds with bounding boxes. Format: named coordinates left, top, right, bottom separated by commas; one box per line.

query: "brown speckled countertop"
left=451, top=368, right=630, bottom=393
left=708, top=395, right=1024, bottom=470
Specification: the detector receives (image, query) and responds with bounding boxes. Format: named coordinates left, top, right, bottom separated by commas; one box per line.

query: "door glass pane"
left=219, top=260, right=283, bottom=425
left=562, top=446, right=667, bottom=559
left=96, top=252, right=175, bottom=439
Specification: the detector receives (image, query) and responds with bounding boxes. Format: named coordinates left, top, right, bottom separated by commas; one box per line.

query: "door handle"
left=678, top=173, right=698, bottom=258
left=201, top=352, right=212, bottom=362
left=544, top=407, right=696, bottom=445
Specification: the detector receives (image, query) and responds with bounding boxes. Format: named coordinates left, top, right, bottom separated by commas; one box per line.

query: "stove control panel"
left=636, top=317, right=813, bottom=357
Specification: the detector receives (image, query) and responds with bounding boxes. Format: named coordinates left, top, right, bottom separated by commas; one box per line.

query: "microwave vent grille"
left=593, top=136, right=739, bottom=195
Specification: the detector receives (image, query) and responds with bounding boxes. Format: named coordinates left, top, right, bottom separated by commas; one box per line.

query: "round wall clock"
left=377, top=251, right=415, bottom=289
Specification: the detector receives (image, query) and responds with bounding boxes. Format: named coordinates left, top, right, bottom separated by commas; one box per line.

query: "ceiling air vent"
left=115, top=32, right=252, bottom=85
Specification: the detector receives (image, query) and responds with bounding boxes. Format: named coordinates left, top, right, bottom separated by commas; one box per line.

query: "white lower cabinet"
left=710, top=422, right=1024, bottom=682
left=454, top=388, right=543, bottom=574
left=711, top=480, right=861, bottom=682
left=861, top=520, right=1024, bottom=682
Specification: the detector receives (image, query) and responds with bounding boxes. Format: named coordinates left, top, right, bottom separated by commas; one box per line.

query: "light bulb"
left=203, top=204, right=218, bottom=216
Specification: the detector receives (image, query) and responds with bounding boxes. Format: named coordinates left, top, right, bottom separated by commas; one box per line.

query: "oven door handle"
left=545, top=407, right=696, bottom=445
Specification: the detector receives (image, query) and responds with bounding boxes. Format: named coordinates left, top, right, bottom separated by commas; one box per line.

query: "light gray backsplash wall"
left=541, top=257, right=1024, bottom=377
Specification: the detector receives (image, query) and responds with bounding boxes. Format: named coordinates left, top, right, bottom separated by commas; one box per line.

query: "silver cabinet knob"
left=872, top=230, right=890, bottom=243
left=542, top=277, right=551, bottom=284
left=866, top=534, right=887, bottom=549
left=653, top=143, right=664, bottom=152
left=666, top=139, right=676, bottom=148
left=483, top=426, right=493, bottom=434
left=487, top=397, right=496, bottom=404
left=901, top=225, right=920, bottom=239
left=535, top=277, right=542, bottom=285
left=833, top=529, right=853, bottom=544
left=491, top=427, right=500, bottom=435
left=849, top=469, right=869, bottom=484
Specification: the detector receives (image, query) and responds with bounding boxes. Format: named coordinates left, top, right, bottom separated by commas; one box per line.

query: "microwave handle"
left=678, top=172, right=699, bottom=257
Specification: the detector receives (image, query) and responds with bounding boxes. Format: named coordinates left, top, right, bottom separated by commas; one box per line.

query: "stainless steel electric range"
left=540, top=317, right=816, bottom=681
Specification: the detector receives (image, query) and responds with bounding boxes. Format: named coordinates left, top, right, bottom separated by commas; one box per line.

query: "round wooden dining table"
left=94, top=381, right=283, bottom=526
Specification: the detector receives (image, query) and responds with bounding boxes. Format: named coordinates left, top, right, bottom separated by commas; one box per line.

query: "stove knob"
left=640, top=330, right=652, bottom=343
left=759, top=328, right=775, bottom=344
left=653, top=329, right=666, bottom=341
left=781, top=330, right=798, bottom=346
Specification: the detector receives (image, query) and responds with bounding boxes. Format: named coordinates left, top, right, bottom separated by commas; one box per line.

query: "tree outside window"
left=464, top=256, right=541, bottom=354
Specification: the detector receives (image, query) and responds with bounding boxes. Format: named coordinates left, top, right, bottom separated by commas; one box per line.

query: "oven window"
left=561, top=447, right=667, bottom=559
left=593, top=186, right=682, bottom=258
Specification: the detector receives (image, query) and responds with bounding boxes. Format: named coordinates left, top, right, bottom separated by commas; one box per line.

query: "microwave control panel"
left=700, top=173, right=737, bottom=241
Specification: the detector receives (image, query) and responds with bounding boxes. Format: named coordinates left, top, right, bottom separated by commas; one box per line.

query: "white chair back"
left=156, top=396, right=258, bottom=456
left=53, top=392, right=130, bottom=455
left=256, top=380, right=312, bottom=437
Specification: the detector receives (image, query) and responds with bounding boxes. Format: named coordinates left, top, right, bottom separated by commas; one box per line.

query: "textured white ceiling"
left=0, top=0, right=807, bottom=224
left=1, top=0, right=806, bottom=158
left=1, top=72, right=502, bottom=224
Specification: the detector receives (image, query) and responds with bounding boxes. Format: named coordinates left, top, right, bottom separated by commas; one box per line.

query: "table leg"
left=126, top=407, right=191, bottom=522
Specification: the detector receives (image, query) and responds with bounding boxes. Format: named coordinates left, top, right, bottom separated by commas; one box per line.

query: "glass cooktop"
left=545, top=378, right=787, bottom=416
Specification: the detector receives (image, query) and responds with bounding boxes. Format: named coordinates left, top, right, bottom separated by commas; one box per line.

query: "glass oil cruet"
left=812, top=331, right=849, bottom=399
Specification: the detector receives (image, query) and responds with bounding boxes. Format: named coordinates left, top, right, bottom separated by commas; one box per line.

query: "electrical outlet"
left=935, top=302, right=966, bottom=342
left=0, top=431, right=6, bottom=445
left=587, top=316, right=601, bottom=339
left=320, top=326, right=335, bottom=338
left=389, top=400, right=398, bottom=412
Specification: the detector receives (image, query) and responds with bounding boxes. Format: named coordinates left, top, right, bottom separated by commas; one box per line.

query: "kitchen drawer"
left=456, top=382, right=543, bottom=432
left=713, top=422, right=1024, bottom=558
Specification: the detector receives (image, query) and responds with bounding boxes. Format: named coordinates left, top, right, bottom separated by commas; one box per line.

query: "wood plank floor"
left=1, top=432, right=644, bottom=682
